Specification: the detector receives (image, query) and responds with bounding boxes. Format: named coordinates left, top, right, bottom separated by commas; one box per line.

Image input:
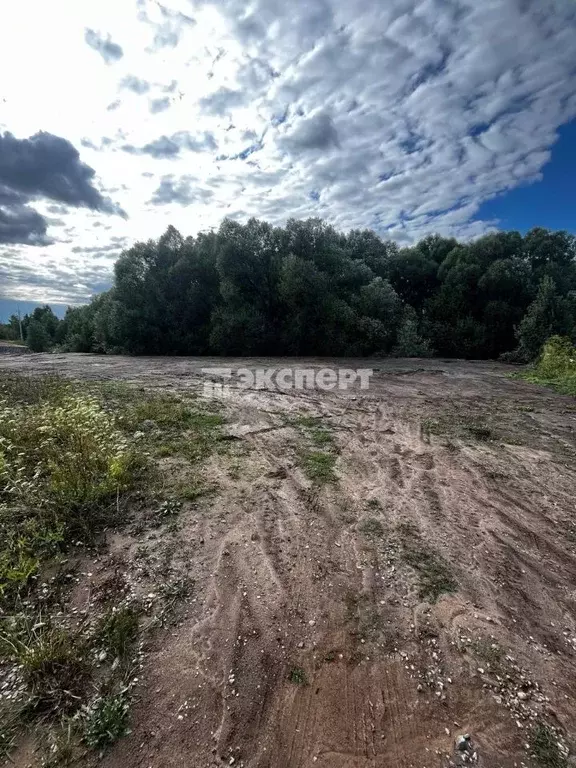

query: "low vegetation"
left=0, top=373, right=224, bottom=763
left=515, top=336, right=576, bottom=396
left=398, top=522, right=457, bottom=602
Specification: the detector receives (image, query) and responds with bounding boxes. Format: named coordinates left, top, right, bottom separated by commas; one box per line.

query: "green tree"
left=26, top=319, right=50, bottom=352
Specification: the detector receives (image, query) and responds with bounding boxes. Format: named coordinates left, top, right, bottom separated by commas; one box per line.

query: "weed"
left=0, top=700, right=21, bottom=759
left=82, top=691, right=130, bottom=750
left=288, top=667, right=308, bottom=685
left=178, top=482, right=214, bottom=502
left=95, top=607, right=139, bottom=659
left=398, top=524, right=456, bottom=602
left=529, top=723, right=568, bottom=768
left=472, top=639, right=505, bottom=668
left=0, top=617, right=90, bottom=713
left=41, top=720, right=81, bottom=767
left=465, top=423, right=493, bottom=441
left=301, top=451, right=337, bottom=482
left=359, top=517, right=385, bottom=538
left=366, top=498, right=382, bottom=510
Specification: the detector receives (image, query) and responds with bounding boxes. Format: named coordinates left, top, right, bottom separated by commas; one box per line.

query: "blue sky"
left=477, top=121, right=576, bottom=233
left=1, top=0, right=575, bottom=323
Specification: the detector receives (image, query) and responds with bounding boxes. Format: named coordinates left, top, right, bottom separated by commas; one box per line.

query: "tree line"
left=2, top=219, right=575, bottom=360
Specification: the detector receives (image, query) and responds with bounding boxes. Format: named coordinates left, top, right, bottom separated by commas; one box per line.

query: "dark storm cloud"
left=0, top=131, right=125, bottom=245
left=121, top=131, right=217, bottom=159
left=149, top=97, right=171, bottom=114
left=84, top=28, right=124, bottom=64
left=199, top=87, right=246, bottom=116
left=120, top=75, right=151, bottom=95
left=0, top=205, right=50, bottom=246
left=150, top=175, right=214, bottom=206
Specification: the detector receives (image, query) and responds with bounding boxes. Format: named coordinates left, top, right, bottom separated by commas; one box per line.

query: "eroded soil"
left=2, top=354, right=576, bottom=768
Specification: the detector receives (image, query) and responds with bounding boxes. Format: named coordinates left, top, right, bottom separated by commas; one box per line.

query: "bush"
left=536, top=335, right=576, bottom=379
left=514, top=336, right=576, bottom=396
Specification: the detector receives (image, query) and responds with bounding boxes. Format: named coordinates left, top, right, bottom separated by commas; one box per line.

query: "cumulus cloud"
left=120, top=75, right=151, bottom=95
left=121, top=131, right=217, bottom=158
left=199, top=87, right=247, bottom=116
left=137, top=0, right=196, bottom=49
left=149, top=97, right=171, bottom=114
left=279, top=111, right=340, bottom=152
left=150, top=175, right=214, bottom=206
left=0, top=131, right=125, bottom=244
left=84, top=28, right=123, bottom=64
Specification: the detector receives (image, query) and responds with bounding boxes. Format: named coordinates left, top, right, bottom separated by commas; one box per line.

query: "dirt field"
left=2, top=353, right=576, bottom=768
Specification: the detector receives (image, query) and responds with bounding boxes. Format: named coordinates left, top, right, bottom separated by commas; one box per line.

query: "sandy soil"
left=2, top=353, right=576, bottom=768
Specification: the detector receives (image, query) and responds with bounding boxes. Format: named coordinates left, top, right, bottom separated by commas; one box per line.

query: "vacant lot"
left=1, top=354, right=576, bottom=768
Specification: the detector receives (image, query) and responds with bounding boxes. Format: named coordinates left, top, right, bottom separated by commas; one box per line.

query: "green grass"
left=83, top=692, right=131, bottom=751
left=95, top=607, right=140, bottom=660
left=398, top=523, right=457, bottom=602
left=0, top=617, right=90, bottom=714
left=288, top=667, right=308, bottom=685
left=301, top=450, right=337, bottom=482
left=529, top=723, right=568, bottom=768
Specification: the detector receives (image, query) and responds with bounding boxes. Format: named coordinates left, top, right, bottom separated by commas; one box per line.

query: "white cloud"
left=0, top=0, right=574, bottom=303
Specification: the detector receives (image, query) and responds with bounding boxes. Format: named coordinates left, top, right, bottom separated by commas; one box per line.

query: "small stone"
left=455, top=735, right=470, bottom=752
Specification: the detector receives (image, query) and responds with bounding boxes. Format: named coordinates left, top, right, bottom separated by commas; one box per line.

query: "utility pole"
left=17, top=306, right=23, bottom=342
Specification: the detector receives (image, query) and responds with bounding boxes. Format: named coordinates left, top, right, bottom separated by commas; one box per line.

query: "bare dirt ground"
left=2, top=353, right=576, bottom=768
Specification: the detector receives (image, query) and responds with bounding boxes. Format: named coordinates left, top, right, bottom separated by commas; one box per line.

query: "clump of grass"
left=359, top=517, right=385, bottom=539
left=41, top=720, right=81, bottom=768
left=95, top=607, right=139, bottom=660
left=301, top=451, right=337, bottom=482
left=472, top=638, right=505, bottom=668
left=82, top=691, right=130, bottom=751
left=366, top=498, right=382, bottom=511
left=398, top=523, right=456, bottom=602
left=178, top=482, right=215, bottom=502
left=0, top=701, right=21, bottom=760
left=529, top=723, right=568, bottom=768
left=465, top=423, right=493, bottom=441
left=0, top=617, right=89, bottom=714
left=288, top=667, right=308, bottom=685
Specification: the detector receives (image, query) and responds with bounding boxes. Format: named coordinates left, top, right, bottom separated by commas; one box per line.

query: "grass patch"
left=0, top=617, right=90, bottom=714
left=358, top=517, right=385, bottom=538
left=301, top=451, right=337, bottom=482
left=288, top=667, right=308, bottom=685
left=83, top=691, right=131, bottom=751
left=95, top=607, right=140, bottom=660
left=398, top=523, right=457, bottom=602
left=0, top=382, right=142, bottom=605
left=529, top=723, right=568, bottom=768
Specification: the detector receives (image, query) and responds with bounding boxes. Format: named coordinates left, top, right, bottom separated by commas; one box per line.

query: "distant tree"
left=516, top=276, right=573, bottom=360
left=392, top=306, right=433, bottom=357
left=26, top=319, right=50, bottom=352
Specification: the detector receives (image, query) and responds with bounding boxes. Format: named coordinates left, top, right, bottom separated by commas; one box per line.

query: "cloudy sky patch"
left=0, top=0, right=575, bottom=305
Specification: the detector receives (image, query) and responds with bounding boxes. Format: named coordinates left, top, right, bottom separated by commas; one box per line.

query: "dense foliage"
left=3, top=220, right=576, bottom=359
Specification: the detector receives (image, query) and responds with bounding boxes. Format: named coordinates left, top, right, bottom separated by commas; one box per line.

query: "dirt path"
left=2, top=354, right=576, bottom=767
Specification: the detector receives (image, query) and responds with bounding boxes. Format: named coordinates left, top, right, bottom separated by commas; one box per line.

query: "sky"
left=0, top=0, right=575, bottom=321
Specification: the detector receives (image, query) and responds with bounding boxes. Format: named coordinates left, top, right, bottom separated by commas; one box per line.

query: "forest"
left=2, top=218, right=576, bottom=361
